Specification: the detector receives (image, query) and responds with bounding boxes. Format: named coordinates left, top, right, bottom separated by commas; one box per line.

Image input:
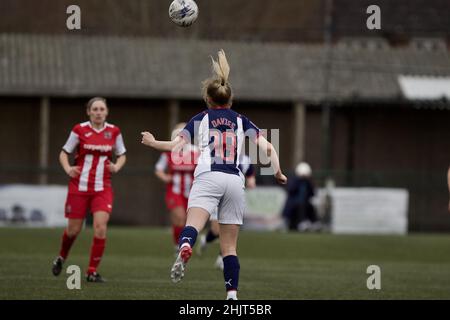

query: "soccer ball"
left=168, top=0, right=199, bottom=27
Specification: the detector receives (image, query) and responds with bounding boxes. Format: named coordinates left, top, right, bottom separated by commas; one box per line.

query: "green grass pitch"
left=1, top=227, right=450, bottom=300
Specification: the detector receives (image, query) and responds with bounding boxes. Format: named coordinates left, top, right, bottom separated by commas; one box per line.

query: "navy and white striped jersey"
left=180, top=108, right=260, bottom=179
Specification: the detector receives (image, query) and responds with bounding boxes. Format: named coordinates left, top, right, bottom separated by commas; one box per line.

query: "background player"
left=141, top=50, right=287, bottom=300
left=154, top=123, right=199, bottom=252
left=51, top=97, right=126, bottom=282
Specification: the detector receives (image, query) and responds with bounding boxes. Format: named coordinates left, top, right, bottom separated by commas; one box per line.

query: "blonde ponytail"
left=202, top=49, right=233, bottom=108
left=211, top=49, right=230, bottom=85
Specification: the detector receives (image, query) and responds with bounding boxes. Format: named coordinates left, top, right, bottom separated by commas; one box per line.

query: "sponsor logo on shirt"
left=83, top=144, right=112, bottom=152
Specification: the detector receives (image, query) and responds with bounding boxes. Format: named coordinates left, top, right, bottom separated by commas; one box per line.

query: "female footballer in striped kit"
left=52, top=97, right=127, bottom=282
left=142, top=50, right=287, bottom=300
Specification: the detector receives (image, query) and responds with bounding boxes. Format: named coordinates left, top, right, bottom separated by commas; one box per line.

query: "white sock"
left=226, top=290, right=238, bottom=300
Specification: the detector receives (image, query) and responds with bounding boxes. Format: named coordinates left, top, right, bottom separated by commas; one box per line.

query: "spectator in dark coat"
left=282, top=162, right=320, bottom=231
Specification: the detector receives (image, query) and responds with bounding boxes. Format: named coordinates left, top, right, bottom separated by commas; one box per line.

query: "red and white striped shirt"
left=62, top=121, right=126, bottom=194
left=155, top=145, right=199, bottom=199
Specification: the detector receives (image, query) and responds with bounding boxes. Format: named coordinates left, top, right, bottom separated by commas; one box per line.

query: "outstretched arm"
left=141, top=132, right=187, bottom=152
left=256, top=135, right=287, bottom=185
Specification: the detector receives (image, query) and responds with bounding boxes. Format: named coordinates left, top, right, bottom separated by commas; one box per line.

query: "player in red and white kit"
left=51, top=97, right=126, bottom=282
left=155, top=123, right=199, bottom=252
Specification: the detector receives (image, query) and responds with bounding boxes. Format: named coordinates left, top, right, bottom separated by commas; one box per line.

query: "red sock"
left=87, top=237, right=106, bottom=274
left=173, top=225, right=184, bottom=245
left=59, top=230, right=77, bottom=260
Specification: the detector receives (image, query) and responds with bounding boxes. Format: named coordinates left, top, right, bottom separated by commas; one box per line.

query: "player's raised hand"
left=275, top=171, right=287, bottom=185
left=67, top=166, right=81, bottom=178
left=141, top=131, right=156, bottom=147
